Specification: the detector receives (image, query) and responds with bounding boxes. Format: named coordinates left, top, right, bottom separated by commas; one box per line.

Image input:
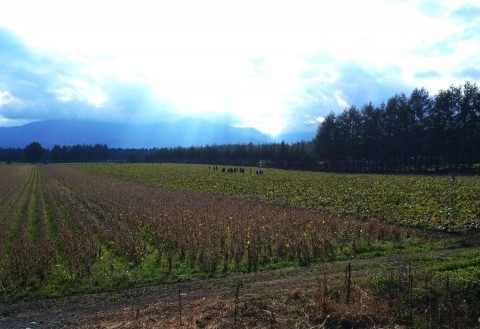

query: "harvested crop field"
left=1, top=163, right=479, bottom=328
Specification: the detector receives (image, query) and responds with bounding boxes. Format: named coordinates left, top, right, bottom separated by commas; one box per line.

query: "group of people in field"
left=208, top=165, right=265, bottom=175
left=450, top=173, right=457, bottom=186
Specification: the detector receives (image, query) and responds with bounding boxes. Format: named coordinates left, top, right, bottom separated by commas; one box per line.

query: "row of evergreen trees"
left=1, top=144, right=110, bottom=163
left=1, top=142, right=315, bottom=168
left=314, top=82, right=480, bottom=172
left=143, top=142, right=314, bottom=168
left=2, top=82, right=479, bottom=172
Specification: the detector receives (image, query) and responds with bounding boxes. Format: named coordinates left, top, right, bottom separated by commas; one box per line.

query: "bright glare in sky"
left=0, top=0, right=479, bottom=135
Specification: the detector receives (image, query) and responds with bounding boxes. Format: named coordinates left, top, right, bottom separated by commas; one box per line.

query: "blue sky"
left=0, top=0, right=479, bottom=135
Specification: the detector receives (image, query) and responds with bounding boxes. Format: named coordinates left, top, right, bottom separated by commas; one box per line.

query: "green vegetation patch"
left=78, top=163, right=480, bottom=232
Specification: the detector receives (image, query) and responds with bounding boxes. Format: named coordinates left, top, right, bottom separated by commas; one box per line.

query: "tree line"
left=314, top=82, right=480, bottom=172
left=0, top=141, right=315, bottom=170
left=1, top=82, right=479, bottom=173
left=1, top=143, right=112, bottom=164
left=143, top=141, right=315, bottom=169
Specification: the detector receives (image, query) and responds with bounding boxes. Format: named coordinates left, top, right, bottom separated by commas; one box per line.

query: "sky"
left=0, top=0, right=479, bottom=136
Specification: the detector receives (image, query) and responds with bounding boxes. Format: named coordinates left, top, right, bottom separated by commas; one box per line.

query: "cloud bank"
left=0, top=0, right=479, bottom=135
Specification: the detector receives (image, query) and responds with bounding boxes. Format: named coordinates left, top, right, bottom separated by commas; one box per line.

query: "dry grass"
left=61, top=295, right=275, bottom=329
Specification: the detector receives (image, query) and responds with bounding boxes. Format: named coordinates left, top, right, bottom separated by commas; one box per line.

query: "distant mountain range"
left=0, top=119, right=315, bottom=149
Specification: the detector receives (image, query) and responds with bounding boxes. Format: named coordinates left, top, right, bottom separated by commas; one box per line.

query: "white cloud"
left=334, top=93, right=349, bottom=109
left=48, top=77, right=108, bottom=108
left=1, top=0, right=479, bottom=135
left=304, top=116, right=325, bottom=126
left=0, top=91, right=15, bottom=106
left=0, top=90, right=23, bottom=109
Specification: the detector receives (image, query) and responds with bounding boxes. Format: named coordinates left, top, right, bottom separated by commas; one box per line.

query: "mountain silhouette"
left=0, top=119, right=273, bottom=148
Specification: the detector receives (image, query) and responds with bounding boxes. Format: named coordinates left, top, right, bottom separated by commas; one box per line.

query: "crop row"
left=0, top=164, right=423, bottom=299
left=77, top=163, right=480, bottom=232
left=51, top=165, right=412, bottom=268
left=0, top=165, right=99, bottom=298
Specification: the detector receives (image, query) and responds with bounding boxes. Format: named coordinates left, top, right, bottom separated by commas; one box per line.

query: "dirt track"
left=1, top=241, right=475, bottom=329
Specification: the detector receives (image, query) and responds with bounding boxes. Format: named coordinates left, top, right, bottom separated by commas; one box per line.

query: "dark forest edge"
left=2, top=81, right=479, bottom=173
left=314, top=81, right=480, bottom=173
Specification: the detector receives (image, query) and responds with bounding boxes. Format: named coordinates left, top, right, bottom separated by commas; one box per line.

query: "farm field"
left=1, top=163, right=479, bottom=328
left=79, top=163, right=480, bottom=232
